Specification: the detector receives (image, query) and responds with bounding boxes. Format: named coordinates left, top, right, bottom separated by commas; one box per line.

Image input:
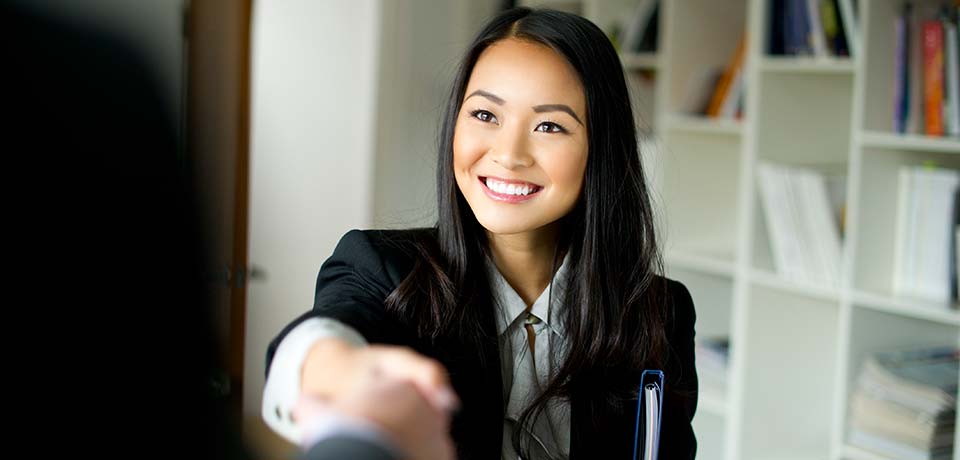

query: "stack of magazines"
left=847, top=346, right=958, bottom=460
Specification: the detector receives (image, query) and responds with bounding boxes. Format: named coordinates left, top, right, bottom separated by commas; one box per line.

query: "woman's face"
left=453, top=38, right=588, bottom=237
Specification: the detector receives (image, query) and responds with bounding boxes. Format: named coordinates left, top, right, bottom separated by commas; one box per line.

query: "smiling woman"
left=262, top=6, right=698, bottom=460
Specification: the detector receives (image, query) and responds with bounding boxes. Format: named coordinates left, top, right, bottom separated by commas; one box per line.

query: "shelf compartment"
left=860, top=131, right=960, bottom=154
left=662, top=0, right=747, bottom=115
left=840, top=307, right=959, bottom=460
left=740, top=284, right=840, bottom=460
left=755, top=72, right=854, bottom=165
left=860, top=0, right=947, bottom=133
left=759, top=56, right=856, bottom=74
left=660, top=131, right=742, bottom=264
left=851, top=148, right=960, bottom=297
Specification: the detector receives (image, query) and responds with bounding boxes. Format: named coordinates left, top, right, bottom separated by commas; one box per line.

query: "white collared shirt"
left=261, top=253, right=573, bottom=460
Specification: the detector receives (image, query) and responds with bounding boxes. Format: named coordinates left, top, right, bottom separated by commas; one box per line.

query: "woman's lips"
left=479, top=176, right=543, bottom=203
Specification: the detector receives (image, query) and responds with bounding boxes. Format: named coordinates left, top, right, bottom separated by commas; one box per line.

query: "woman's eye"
left=470, top=109, right=497, bottom=124
left=536, top=122, right=566, bottom=134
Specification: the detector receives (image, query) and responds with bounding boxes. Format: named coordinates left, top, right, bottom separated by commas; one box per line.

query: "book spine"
left=892, top=168, right=912, bottom=297
left=895, top=11, right=908, bottom=133
left=838, top=0, right=859, bottom=57
left=806, top=0, right=828, bottom=56
left=707, top=37, right=746, bottom=118
left=922, top=20, right=945, bottom=136
left=945, top=18, right=960, bottom=136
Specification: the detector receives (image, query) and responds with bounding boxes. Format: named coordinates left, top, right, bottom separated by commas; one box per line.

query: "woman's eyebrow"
left=466, top=89, right=583, bottom=126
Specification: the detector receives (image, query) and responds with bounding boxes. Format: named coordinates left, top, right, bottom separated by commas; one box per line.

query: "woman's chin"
left=474, top=218, right=538, bottom=236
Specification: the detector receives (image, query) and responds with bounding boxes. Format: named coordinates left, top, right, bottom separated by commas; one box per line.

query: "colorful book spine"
left=707, top=36, right=747, bottom=118
left=894, top=7, right=909, bottom=134
left=922, top=20, right=945, bottom=136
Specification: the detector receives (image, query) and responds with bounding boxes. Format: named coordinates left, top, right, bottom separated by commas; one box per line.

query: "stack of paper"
left=848, top=347, right=958, bottom=460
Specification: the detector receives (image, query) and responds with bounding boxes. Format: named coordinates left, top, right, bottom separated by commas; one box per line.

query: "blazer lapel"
left=439, top=299, right=504, bottom=460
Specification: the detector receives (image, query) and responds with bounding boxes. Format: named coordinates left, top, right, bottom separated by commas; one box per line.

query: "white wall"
left=372, top=0, right=500, bottom=228
left=244, top=0, right=381, bottom=417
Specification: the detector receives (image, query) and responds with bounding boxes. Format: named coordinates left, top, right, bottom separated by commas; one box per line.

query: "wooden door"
left=184, top=0, right=252, bottom=417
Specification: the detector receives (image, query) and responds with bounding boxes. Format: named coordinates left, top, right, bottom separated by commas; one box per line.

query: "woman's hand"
left=300, top=338, right=460, bottom=414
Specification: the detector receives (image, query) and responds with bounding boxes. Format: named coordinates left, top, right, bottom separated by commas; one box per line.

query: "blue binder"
left=632, top=369, right=664, bottom=460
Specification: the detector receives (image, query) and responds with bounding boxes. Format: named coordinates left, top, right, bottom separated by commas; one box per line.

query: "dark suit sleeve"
left=265, top=229, right=410, bottom=378
left=301, top=436, right=398, bottom=460
left=660, top=279, right=698, bottom=459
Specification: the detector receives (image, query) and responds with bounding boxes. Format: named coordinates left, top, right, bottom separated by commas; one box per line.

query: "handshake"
left=293, top=339, right=461, bottom=460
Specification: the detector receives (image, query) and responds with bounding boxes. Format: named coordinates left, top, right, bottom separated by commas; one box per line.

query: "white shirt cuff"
left=261, top=317, right=368, bottom=444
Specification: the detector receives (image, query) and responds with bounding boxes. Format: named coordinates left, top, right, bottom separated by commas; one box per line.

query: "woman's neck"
left=486, top=224, right=562, bottom=307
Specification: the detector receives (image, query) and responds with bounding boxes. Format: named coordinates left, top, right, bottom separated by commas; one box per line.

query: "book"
left=892, top=166, right=960, bottom=305
left=756, top=163, right=843, bottom=286
left=952, top=186, right=960, bottom=302
left=820, top=0, right=850, bottom=56
left=769, top=0, right=786, bottom=54
left=619, top=0, right=659, bottom=54
left=894, top=3, right=912, bottom=133
left=944, top=10, right=960, bottom=136
left=806, top=0, right=828, bottom=56
left=706, top=36, right=747, bottom=118
left=923, top=19, right=946, bottom=136
left=786, top=0, right=814, bottom=55
left=837, top=0, right=859, bottom=56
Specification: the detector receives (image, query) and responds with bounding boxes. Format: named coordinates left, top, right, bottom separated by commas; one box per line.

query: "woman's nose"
left=490, top=127, right=533, bottom=169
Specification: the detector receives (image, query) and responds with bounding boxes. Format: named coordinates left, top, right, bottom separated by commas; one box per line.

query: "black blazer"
left=267, top=229, right=698, bottom=460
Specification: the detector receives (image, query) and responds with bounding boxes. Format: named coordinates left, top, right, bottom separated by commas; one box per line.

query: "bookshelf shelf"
left=758, top=56, right=856, bottom=74
left=840, top=444, right=896, bottom=460
left=860, top=131, right=960, bottom=154
left=852, top=290, right=960, bottom=326
left=749, top=269, right=842, bottom=303
left=620, top=52, right=660, bottom=70
left=663, top=114, right=743, bottom=136
left=665, top=249, right=736, bottom=278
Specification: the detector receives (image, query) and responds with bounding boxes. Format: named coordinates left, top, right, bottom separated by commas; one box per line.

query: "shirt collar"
left=486, top=251, right=572, bottom=338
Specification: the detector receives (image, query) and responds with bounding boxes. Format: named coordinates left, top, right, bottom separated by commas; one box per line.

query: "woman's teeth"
left=484, top=178, right=538, bottom=196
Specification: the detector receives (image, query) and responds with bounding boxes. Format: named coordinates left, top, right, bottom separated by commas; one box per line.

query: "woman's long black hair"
left=384, top=6, right=668, bottom=459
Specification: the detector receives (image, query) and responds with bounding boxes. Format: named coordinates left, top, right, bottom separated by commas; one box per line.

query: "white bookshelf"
left=520, top=1, right=960, bottom=459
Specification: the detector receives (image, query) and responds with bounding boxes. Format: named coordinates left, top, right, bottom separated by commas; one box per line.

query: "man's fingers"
left=375, top=347, right=460, bottom=413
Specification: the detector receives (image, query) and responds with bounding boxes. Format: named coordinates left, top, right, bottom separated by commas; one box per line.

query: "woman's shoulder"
left=331, top=227, right=438, bottom=283
left=342, top=227, right=437, bottom=256
left=652, top=275, right=696, bottom=327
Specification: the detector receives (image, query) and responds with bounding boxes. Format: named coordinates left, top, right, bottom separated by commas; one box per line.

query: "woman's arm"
left=659, top=279, right=699, bottom=459
left=261, top=229, right=456, bottom=443
left=262, top=318, right=369, bottom=442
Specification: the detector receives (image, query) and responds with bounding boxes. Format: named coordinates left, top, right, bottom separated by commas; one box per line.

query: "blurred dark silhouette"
left=3, top=2, right=248, bottom=458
